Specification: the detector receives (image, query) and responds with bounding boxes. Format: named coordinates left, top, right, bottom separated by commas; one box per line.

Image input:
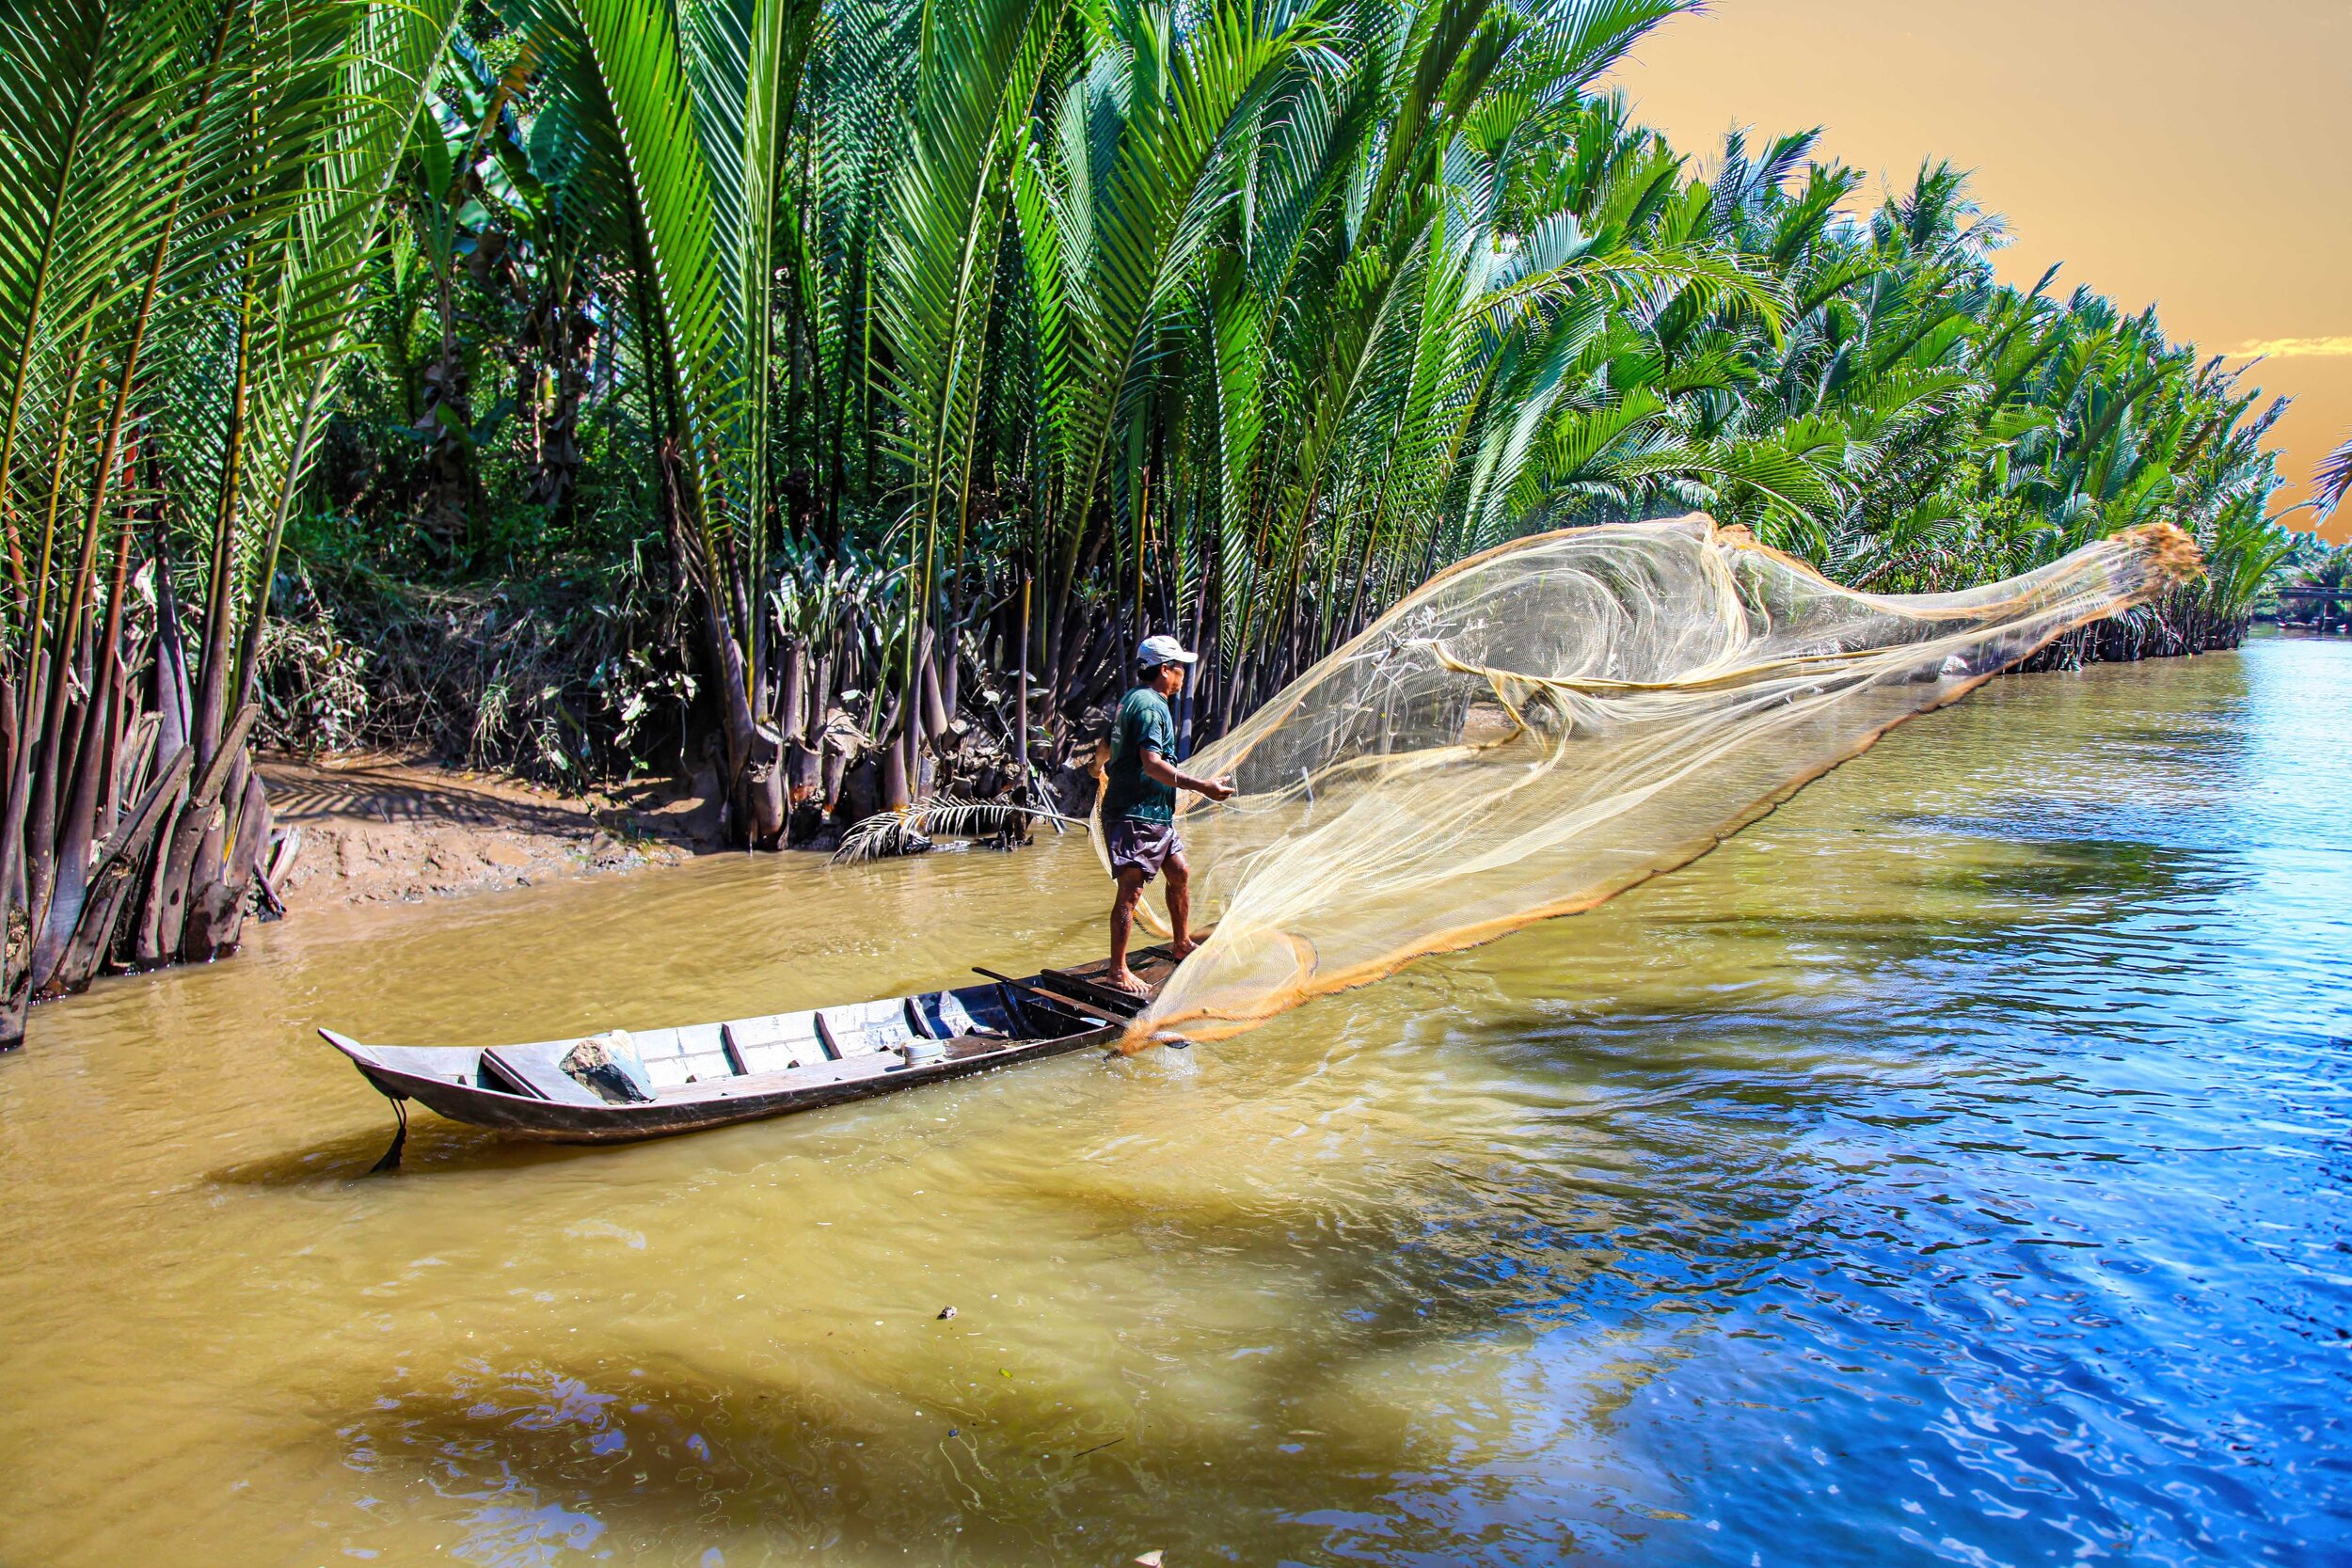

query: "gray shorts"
left=1107, top=817, right=1183, bottom=881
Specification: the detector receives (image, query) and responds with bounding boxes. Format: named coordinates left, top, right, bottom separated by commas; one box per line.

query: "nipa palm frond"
left=2315, top=431, right=2352, bottom=520
left=831, top=794, right=1087, bottom=865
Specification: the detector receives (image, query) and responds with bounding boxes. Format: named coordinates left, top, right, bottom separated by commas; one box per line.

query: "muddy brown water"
left=2, top=638, right=2346, bottom=1566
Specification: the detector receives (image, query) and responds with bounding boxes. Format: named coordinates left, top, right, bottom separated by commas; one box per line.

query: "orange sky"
left=1609, top=0, right=2352, bottom=544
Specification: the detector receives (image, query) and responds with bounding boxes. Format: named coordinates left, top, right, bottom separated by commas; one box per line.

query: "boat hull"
left=317, top=947, right=1173, bottom=1149
left=334, top=1024, right=1120, bottom=1144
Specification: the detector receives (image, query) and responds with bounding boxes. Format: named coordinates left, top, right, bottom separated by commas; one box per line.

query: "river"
left=0, top=635, right=2344, bottom=1567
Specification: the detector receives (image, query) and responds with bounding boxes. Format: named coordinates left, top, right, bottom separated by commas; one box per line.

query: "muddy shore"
left=255, top=752, right=725, bottom=913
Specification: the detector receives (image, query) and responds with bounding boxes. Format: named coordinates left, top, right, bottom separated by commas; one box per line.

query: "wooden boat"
left=318, top=945, right=1181, bottom=1165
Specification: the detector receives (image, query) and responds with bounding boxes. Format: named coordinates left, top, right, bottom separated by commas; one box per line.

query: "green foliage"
left=13, top=0, right=2303, bottom=776
left=0, top=0, right=463, bottom=681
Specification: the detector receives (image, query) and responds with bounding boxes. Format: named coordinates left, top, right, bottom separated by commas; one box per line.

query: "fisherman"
left=1103, top=634, right=1234, bottom=995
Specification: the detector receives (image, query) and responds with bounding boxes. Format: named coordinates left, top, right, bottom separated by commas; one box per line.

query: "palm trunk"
left=0, top=654, right=50, bottom=1048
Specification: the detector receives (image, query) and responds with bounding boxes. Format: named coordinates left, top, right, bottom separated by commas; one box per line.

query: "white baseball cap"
left=1136, top=633, right=1199, bottom=668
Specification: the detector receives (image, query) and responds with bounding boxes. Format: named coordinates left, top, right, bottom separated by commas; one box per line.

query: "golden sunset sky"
left=1608, top=0, right=2352, bottom=543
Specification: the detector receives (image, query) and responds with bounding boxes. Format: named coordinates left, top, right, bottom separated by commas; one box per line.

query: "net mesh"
left=1128, top=513, right=2202, bottom=1047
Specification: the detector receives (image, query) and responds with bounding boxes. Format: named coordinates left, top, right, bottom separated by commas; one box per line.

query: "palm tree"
left=0, top=0, right=460, bottom=1045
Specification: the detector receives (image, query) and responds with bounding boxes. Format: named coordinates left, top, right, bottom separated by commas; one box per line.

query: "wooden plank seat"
left=720, top=1011, right=825, bottom=1075
left=818, top=998, right=916, bottom=1058
left=479, top=1040, right=628, bottom=1106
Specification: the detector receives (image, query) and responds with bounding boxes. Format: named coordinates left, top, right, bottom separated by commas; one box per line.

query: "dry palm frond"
left=830, top=796, right=1088, bottom=865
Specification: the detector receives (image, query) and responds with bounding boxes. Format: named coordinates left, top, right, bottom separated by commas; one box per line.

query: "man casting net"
left=1126, top=514, right=2202, bottom=1047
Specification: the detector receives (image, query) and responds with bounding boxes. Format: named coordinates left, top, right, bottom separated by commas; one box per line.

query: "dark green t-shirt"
left=1102, top=687, right=1178, bottom=823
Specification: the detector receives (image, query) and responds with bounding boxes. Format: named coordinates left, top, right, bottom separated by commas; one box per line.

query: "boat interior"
left=329, top=947, right=1179, bottom=1109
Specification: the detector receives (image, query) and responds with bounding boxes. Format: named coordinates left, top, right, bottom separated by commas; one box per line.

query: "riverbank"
left=257, top=623, right=2260, bottom=913
left=254, top=752, right=719, bottom=913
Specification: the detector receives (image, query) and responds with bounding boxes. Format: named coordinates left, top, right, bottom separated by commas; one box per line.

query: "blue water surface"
left=1336, top=634, right=2352, bottom=1566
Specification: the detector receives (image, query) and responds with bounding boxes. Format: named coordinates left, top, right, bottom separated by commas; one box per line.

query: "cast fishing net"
left=1128, top=513, right=2201, bottom=1046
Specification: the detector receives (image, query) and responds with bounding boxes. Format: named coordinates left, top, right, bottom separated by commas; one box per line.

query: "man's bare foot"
left=1169, top=936, right=1201, bottom=960
left=1104, top=966, right=1152, bottom=996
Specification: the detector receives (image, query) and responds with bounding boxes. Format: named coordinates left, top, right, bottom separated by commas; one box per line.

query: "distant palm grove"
left=0, top=0, right=2309, bottom=1035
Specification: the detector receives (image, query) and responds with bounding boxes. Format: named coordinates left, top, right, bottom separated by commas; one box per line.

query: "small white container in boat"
left=900, top=1038, right=946, bottom=1068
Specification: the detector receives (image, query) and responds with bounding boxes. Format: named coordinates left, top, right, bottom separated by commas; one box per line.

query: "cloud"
left=2229, top=335, right=2352, bottom=358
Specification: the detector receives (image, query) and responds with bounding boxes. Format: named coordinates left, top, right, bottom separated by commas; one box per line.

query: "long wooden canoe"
left=318, top=945, right=1179, bottom=1164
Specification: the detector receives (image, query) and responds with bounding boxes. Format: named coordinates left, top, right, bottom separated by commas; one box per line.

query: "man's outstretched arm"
left=1142, top=751, right=1235, bottom=800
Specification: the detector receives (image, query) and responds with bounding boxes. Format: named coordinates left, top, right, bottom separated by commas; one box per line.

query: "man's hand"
left=1191, top=773, right=1237, bottom=802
